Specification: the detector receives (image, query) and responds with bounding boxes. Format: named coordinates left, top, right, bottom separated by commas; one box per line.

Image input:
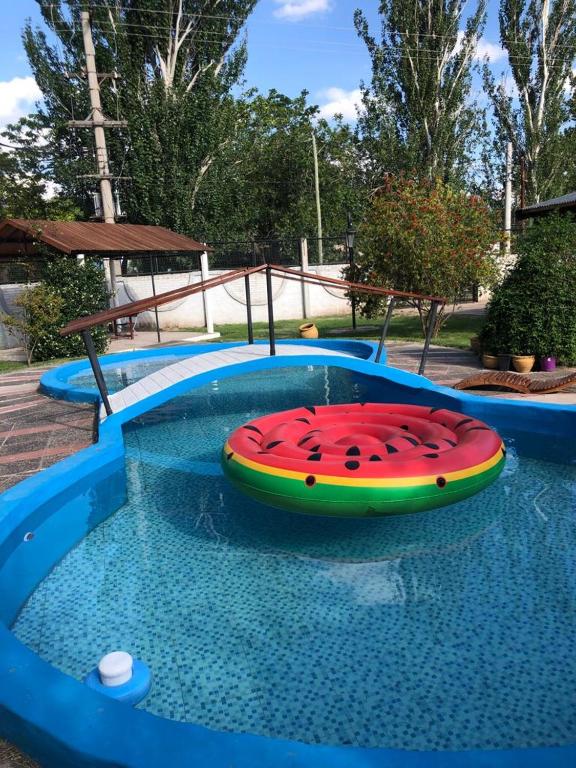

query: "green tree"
left=23, top=0, right=257, bottom=232
left=352, top=176, right=498, bottom=334
left=354, top=0, right=488, bottom=186
left=194, top=90, right=366, bottom=243
left=483, top=0, right=576, bottom=203
left=0, top=115, right=80, bottom=220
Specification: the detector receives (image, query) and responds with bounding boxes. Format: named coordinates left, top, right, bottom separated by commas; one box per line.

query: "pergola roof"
left=0, top=219, right=212, bottom=256
left=515, top=191, right=576, bottom=221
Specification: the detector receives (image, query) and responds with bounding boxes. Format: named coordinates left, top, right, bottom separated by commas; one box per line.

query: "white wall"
left=0, top=284, right=26, bottom=349
left=0, top=264, right=352, bottom=347
left=118, top=264, right=351, bottom=331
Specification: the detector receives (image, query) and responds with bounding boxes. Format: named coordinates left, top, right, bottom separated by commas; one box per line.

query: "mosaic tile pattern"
left=12, top=366, right=576, bottom=751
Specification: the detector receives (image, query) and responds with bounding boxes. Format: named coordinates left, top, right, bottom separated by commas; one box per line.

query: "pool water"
left=70, top=355, right=184, bottom=393
left=12, top=366, right=576, bottom=751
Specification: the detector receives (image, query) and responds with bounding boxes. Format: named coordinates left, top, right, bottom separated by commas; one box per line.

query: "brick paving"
left=1, top=342, right=575, bottom=766
left=0, top=368, right=95, bottom=494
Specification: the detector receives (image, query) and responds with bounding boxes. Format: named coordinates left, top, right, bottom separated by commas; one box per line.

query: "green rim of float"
left=222, top=403, right=506, bottom=517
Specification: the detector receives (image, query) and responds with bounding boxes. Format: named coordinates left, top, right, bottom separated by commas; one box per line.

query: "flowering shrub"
left=349, top=177, right=497, bottom=335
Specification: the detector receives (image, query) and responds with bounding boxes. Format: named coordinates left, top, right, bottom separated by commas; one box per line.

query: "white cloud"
left=454, top=31, right=506, bottom=63
left=0, top=76, right=42, bottom=128
left=273, top=0, right=331, bottom=21
left=317, top=87, right=362, bottom=121
left=476, top=38, right=506, bottom=62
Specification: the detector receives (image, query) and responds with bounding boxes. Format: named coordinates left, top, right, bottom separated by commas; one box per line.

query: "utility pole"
left=68, top=11, right=128, bottom=307
left=504, top=141, right=513, bottom=256
left=311, top=130, right=323, bottom=265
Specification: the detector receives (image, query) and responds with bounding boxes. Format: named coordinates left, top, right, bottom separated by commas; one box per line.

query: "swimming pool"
left=2, top=349, right=576, bottom=767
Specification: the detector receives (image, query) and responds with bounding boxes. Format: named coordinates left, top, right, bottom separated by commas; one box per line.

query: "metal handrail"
left=61, top=263, right=445, bottom=416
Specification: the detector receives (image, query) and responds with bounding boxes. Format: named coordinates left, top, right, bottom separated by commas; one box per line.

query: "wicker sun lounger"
left=453, top=370, right=576, bottom=394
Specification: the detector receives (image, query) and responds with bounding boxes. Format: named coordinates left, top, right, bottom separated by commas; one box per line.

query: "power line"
left=38, top=3, right=576, bottom=53
left=44, top=22, right=576, bottom=66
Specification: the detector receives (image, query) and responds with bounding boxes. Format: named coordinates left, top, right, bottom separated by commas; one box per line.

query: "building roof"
left=0, top=219, right=212, bottom=255
left=515, top=191, right=576, bottom=221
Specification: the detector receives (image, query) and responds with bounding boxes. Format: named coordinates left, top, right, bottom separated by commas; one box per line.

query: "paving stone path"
left=0, top=368, right=96, bottom=494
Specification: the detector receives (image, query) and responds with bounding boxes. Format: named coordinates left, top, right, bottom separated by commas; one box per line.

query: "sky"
left=0, top=0, right=507, bottom=131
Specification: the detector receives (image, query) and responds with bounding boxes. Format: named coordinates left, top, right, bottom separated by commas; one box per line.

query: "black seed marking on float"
left=295, top=417, right=311, bottom=424
left=226, top=452, right=234, bottom=461
left=247, top=436, right=260, bottom=445
left=385, top=444, right=398, bottom=454
left=455, top=418, right=474, bottom=428
left=305, top=406, right=317, bottom=415
left=424, top=442, right=439, bottom=449
left=423, top=453, right=439, bottom=459
left=400, top=425, right=409, bottom=430
left=402, top=436, right=419, bottom=447
left=466, top=426, right=489, bottom=431
left=308, top=453, right=322, bottom=461
left=436, top=476, right=447, bottom=488
left=310, top=445, right=321, bottom=452
left=305, top=475, right=316, bottom=487
left=243, top=424, right=263, bottom=435
left=369, top=455, right=382, bottom=461
left=444, top=439, right=457, bottom=447
left=429, top=407, right=443, bottom=413
left=298, top=436, right=313, bottom=446
left=346, top=446, right=361, bottom=456
left=266, top=440, right=283, bottom=449
left=345, top=460, right=360, bottom=470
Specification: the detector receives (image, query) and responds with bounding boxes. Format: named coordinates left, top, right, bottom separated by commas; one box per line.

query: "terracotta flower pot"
left=512, top=354, right=535, bottom=373
left=482, top=354, right=498, bottom=370
left=299, top=322, right=319, bottom=339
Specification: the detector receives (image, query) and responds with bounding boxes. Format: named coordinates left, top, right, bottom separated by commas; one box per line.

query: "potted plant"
left=481, top=352, right=498, bottom=369
left=512, top=354, right=535, bottom=373
left=539, top=355, right=556, bottom=372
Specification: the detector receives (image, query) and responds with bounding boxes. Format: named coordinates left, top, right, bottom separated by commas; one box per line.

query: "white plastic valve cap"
left=98, top=651, right=133, bottom=687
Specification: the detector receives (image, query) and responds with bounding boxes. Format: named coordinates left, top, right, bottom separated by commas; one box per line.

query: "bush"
left=350, top=176, right=498, bottom=335
left=1, top=256, right=109, bottom=363
left=480, top=214, right=576, bottom=361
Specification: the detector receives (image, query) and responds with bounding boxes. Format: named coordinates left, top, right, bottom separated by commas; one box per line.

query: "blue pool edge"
left=2, top=344, right=576, bottom=768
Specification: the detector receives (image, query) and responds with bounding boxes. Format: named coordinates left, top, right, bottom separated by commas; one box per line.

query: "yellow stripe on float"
left=224, top=441, right=505, bottom=488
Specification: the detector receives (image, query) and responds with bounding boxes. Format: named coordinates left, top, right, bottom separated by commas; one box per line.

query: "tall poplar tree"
left=483, top=0, right=576, bottom=202
left=23, top=0, right=257, bottom=233
left=354, top=0, right=487, bottom=185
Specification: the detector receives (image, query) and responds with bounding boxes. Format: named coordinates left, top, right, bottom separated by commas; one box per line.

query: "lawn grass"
left=197, top=312, right=483, bottom=349
left=0, top=361, right=27, bottom=374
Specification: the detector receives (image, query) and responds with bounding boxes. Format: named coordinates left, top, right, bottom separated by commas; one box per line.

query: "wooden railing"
left=60, top=264, right=445, bottom=415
